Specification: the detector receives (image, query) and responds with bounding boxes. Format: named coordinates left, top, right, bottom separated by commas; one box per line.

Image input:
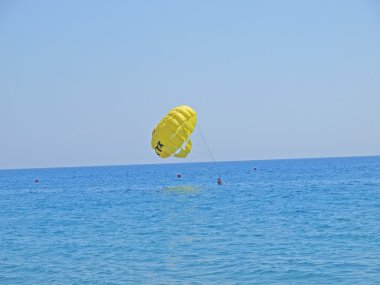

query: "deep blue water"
left=1, top=156, right=380, bottom=284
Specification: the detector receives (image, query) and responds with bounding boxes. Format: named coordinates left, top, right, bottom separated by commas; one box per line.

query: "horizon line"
left=1, top=154, right=379, bottom=171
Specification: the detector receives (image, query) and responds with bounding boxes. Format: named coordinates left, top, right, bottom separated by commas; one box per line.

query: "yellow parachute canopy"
left=151, top=105, right=197, bottom=159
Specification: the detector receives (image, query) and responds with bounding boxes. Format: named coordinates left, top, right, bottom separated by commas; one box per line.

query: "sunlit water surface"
left=1, top=157, right=379, bottom=284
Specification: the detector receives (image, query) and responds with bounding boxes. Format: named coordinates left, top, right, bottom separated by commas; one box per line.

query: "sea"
left=0, top=156, right=379, bottom=284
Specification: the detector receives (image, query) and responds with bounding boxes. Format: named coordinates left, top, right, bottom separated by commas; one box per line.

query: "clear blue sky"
left=1, top=0, right=379, bottom=169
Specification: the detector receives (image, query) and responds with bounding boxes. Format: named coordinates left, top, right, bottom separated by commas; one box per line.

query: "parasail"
left=151, top=105, right=197, bottom=158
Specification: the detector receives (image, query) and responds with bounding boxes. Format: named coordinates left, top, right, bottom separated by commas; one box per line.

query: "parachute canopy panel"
left=151, top=105, right=197, bottom=159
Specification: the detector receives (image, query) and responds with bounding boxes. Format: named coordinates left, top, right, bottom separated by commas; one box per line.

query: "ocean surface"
left=0, top=156, right=379, bottom=284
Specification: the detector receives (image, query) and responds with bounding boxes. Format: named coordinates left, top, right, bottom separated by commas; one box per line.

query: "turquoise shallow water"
left=1, top=156, right=380, bottom=284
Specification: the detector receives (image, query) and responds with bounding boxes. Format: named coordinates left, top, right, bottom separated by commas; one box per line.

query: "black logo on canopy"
left=155, top=141, right=164, bottom=156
